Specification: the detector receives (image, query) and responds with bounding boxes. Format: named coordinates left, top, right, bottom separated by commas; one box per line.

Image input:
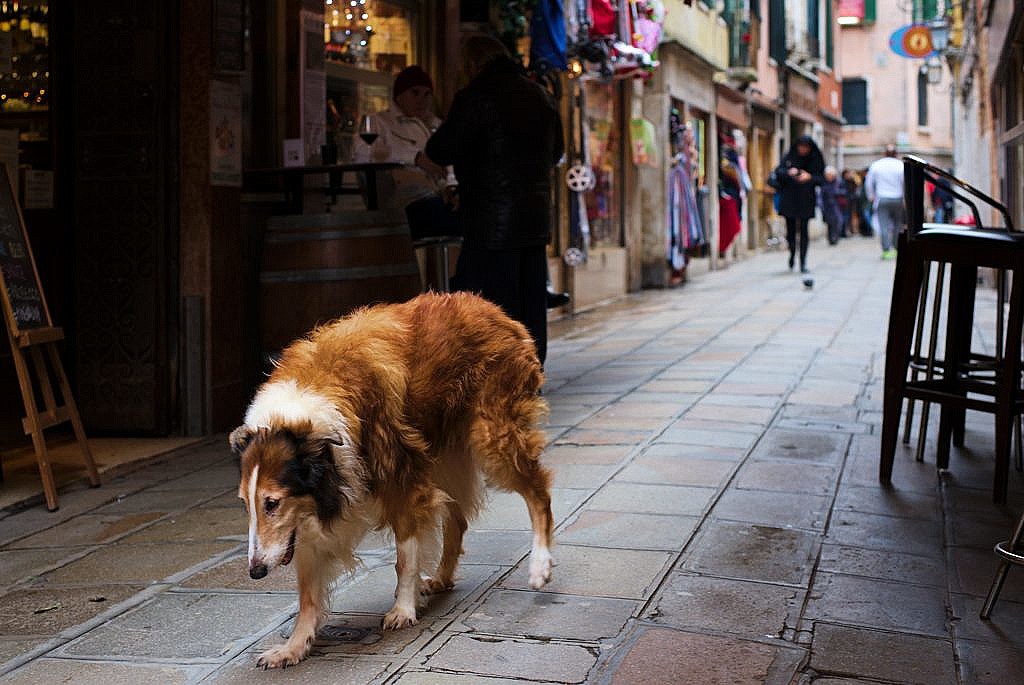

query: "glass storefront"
left=0, top=1, right=50, bottom=205
left=583, top=80, right=622, bottom=247
left=324, top=0, right=419, bottom=161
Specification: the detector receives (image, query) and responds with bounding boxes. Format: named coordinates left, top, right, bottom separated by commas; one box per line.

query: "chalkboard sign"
left=0, top=163, right=50, bottom=333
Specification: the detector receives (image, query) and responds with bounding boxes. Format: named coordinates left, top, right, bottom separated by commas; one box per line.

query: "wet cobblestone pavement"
left=1, top=237, right=1023, bottom=684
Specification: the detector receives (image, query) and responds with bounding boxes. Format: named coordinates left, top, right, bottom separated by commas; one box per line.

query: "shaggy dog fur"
left=231, top=292, right=554, bottom=669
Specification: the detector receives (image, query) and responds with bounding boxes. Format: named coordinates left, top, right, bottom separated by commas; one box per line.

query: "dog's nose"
left=249, top=563, right=268, bottom=579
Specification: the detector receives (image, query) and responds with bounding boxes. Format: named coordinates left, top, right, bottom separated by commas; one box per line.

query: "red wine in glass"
left=359, top=115, right=378, bottom=147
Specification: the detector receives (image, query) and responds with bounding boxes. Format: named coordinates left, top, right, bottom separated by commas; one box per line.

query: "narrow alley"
left=1, top=237, right=1022, bottom=684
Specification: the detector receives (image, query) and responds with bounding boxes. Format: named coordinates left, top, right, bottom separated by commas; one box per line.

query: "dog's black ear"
left=282, top=437, right=344, bottom=523
left=229, top=425, right=256, bottom=455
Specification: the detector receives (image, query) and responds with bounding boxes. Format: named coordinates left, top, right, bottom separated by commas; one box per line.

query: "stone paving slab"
left=808, top=622, right=956, bottom=685
left=682, top=522, right=820, bottom=586
left=204, top=656, right=390, bottom=684
left=0, top=659, right=202, bottom=684
left=329, top=563, right=499, bottom=618
left=178, top=552, right=298, bottom=592
left=502, top=545, right=673, bottom=599
left=0, top=548, right=80, bottom=586
left=0, top=583, right=143, bottom=635
left=804, top=573, right=950, bottom=637
left=600, top=626, right=806, bottom=685
left=824, top=510, right=944, bottom=558
left=558, top=510, right=699, bottom=551
left=614, top=454, right=736, bottom=488
left=393, top=672, right=561, bottom=685
left=817, top=544, right=946, bottom=588
left=462, top=589, right=636, bottom=642
left=55, top=591, right=296, bottom=660
left=712, top=489, right=830, bottom=531
left=118, top=505, right=247, bottom=543
left=4, top=511, right=165, bottom=549
left=585, top=482, right=714, bottom=517
left=734, top=461, right=838, bottom=495
left=37, top=541, right=238, bottom=586
left=648, top=573, right=800, bottom=639
left=957, top=639, right=1024, bottom=685
left=421, top=634, right=597, bottom=683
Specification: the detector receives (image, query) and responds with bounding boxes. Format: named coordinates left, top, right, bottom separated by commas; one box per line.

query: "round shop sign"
left=889, top=24, right=934, bottom=59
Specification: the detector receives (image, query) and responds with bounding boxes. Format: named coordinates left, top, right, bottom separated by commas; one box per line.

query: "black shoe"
left=546, top=289, right=570, bottom=309
left=800, top=265, right=809, bottom=274
left=788, top=255, right=795, bottom=271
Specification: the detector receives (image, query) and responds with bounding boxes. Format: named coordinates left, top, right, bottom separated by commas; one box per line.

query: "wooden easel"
left=0, top=166, right=98, bottom=510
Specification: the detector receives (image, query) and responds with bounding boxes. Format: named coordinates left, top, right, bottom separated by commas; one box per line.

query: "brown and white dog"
left=231, top=292, right=555, bottom=669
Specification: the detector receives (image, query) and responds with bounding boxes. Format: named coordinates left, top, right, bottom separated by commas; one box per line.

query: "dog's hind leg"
left=422, top=500, right=467, bottom=594
left=470, top=415, right=555, bottom=590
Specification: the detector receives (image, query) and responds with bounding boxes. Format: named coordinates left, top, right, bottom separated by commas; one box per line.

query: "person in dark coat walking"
left=424, top=36, right=564, bottom=365
left=773, top=135, right=825, bottom=273
left=819, top=165, right=845, bottom=245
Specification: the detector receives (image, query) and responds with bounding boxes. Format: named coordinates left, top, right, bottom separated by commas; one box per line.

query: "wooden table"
left=243, top=162, right=402, bottom=213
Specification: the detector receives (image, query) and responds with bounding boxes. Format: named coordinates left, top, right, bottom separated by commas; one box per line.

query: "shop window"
left=842, top=78, right=868, bottom=125
left=324, top=0, right=418, bottom=160
left=583, top=80, right=622, bottom=248
left=0, top=3, right=50, bottom=188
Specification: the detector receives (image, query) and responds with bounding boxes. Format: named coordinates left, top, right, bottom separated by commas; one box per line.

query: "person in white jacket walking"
left=864, top=144, right=905, bottom=259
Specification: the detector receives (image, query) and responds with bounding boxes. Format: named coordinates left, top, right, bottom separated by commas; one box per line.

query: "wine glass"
left=359, top=115, right=379, bottom=146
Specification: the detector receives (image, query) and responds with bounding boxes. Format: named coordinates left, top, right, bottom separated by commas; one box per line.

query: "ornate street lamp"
left=928, top=17, right=950, bottom=55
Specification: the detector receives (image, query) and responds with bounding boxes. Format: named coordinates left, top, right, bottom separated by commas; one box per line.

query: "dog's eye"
left=264, top=497, right=280, bottom=514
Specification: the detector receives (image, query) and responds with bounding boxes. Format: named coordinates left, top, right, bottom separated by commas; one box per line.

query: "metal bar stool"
left=879, top=155, right=1023, bottom=503
left=981, top=510, right=1024, bottom=619
left=413, top=235, right=462, bottom=293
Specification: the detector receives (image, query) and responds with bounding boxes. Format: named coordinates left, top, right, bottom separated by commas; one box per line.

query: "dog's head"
left=231, top=422, right=360, bottom=579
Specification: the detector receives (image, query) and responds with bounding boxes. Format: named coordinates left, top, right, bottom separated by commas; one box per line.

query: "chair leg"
left=904, top=262, right=933, bottom=445
left=881, top=238, right=925, bottom=483
left=981, top=508, right=1024, bottom=619
left=1015, top=417, right=1023, bottom=472
left=937, top=405, right=955, bottom=471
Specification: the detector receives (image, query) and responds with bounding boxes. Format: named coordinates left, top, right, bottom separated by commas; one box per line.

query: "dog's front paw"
left=256, top=644, right=308, bottom=670
left=420, top=575, right=454, bottom=595
left=381, top=604, right=418, bottom=631
left=528, top=549, right=553, bottom=589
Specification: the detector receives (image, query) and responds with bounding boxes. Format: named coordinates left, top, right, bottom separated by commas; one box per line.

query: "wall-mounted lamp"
left=927, top=17, right=950, bottom=54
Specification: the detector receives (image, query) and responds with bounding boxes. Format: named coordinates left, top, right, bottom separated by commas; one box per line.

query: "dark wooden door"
left=71, top=2, right=178, bottom=433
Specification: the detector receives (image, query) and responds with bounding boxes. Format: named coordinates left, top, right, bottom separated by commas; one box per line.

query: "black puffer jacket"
left=425, top=57, right=564, bottom=250
left=774, top=136, right=826, bottom=220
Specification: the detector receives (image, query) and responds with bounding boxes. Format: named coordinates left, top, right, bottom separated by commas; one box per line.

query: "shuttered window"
left=769, top=0, right=786, bottom=63
left=842, top=78, right=868, bottom=125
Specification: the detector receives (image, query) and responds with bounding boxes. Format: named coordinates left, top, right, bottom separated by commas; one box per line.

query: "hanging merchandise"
left=666, top=110, right=705, bottom=272
left=629, top=117, right=657, bottom=167
left=632, top=0, right=665, bottom=54
left=530, top=0, right=569, bottom=71
left=564, top=78, right=593, bottom=266
left=588, top=0, right=617, bottom=37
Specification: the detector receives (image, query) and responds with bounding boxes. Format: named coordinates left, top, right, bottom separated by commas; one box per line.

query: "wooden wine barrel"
left=260, top=211, right=421, bottom=352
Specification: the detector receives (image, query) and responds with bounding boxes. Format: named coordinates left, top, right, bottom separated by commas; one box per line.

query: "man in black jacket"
left=425, top=36, right=564, bottom=365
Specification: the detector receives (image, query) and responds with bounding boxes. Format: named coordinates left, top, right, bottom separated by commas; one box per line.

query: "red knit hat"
left=393, top=66, right=433, bottom=100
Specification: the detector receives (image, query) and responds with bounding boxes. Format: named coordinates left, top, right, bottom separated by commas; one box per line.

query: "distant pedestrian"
left=865, top=144, right=905, bottom=259
left=930, top=173, right=955, bottom=223
left=819, top=166, right=845, bottom=245
left=772, top=135, right=825, bottom=273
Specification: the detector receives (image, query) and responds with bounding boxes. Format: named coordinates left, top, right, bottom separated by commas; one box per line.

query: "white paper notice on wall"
left=0, top=129, right=18, bottom=198
left=283, top=139, right=304, bottom=167
left=23, top=170, right=53, bottom=209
